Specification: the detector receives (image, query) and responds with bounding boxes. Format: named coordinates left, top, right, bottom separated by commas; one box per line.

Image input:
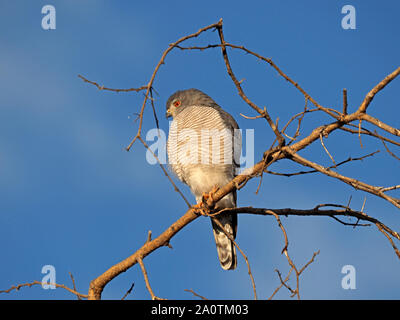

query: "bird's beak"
left=166, top=109, right=172, bottom=119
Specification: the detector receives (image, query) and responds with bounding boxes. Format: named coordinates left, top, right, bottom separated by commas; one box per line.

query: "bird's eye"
left=173, top=100, right=181, bottom=107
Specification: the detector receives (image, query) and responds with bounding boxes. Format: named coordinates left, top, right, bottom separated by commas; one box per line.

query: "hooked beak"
left=166, top=109, right=172, bottom=119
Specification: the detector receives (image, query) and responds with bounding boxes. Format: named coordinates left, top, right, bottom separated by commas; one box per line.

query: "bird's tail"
left=211, top=193, right=237, bottom=270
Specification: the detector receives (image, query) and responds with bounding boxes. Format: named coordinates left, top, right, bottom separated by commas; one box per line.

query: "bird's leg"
left=191, top=202, right=209, bottom=216
left=191, top=186, right=219, bottom=217
left=202, top=185, right=219, bottom=208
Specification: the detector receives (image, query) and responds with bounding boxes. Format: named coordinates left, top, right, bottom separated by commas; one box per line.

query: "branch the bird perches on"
left=3, top=18, right=399, bottom=300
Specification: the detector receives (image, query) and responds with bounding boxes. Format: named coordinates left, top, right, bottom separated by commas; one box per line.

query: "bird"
left=166, top=88, right=241, bottom=270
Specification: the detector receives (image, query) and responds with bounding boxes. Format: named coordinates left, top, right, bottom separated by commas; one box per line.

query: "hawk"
left=166, top=88, right=241, bottom=270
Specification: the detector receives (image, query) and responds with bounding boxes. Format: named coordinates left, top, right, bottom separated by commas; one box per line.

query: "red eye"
left=173, top=100, right=181, bottom=107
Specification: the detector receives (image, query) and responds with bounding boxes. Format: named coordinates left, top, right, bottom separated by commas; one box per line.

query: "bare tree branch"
left=78, top=74, right=147, bottom=93
left=138, top=257, right=165, bottom=300
left=8, top=19, right=399, bottom=301
left=184, top=289, right=208, bottom=300
left=0, top=280, right=88, bottom=299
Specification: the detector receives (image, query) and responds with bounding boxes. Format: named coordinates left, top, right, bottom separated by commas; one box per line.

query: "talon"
left=202, top=192, right=210, bottom=200
left=203, top=185, right=219, bottom=202
left=192, top=202, right=202, bottom=209
left=191, top=202, right=208, bottom=216
left=193, top=186, right=220, bottom=216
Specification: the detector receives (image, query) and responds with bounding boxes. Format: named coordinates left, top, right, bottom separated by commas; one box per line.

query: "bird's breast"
left=166, top=106, right=237, bottom=193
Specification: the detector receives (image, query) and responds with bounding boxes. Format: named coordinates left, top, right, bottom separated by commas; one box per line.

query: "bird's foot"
left=202, top=185, right=219, bottom=206
left=192, top=186, right=219, bottom=217
left=191, top=202, right=210, bottom=217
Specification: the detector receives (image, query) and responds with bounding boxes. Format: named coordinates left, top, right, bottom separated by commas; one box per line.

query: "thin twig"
left=265, top=150, right=379, bottom=177
left=69, top=272, right=81, bottom=300
left=358, top=119, right=364, bottom=148
left=137, top=257, right=165, bottom=300
left=78, top=74, right=147, bottom=93
left=0, top=280, right=88, bottom=299
left=184, top=289, right=208, bottom=300
left=380, top=135, right=400, bottom=161
left=121, top=282, right=135, bottom=300
left=342, top=89, right=348, bottom=115
left=268, top=268, right=293, bottom=300
left=320, top=133, right=337, bottom=166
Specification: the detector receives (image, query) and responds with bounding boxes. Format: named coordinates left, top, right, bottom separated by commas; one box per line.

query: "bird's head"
left=166, top=88, right=218, bottom=119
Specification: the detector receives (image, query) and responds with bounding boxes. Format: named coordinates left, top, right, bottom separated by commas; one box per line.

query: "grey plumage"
left=166, top=88, right=241, bottom=270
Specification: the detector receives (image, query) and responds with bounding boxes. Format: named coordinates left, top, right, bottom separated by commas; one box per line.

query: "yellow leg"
left=192, top=186, right=220, bottom=217
left=202, top=185, right=219, bottom=203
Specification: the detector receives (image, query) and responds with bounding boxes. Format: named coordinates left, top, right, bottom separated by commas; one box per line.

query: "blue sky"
left=0, top=1, right=399, bottom=300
